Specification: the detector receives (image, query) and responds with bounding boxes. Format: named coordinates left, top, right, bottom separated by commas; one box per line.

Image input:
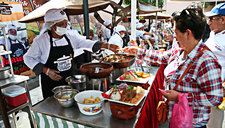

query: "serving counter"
left=32, top=66, right=161, bottom=128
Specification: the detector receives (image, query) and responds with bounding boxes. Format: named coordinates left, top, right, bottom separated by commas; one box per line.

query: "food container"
left=109, top=101, right=142, bottom=120
left=65, top=75, right=86, bottom=91
left=2, top=85, right=28, bottom=107
left=52, top=85, right=72, bottom=94
left=0, top=66, right=10, bottom=80
left=54, top=89, right=79, bottom=107
left=79, top=63, right=113, bottom=78
left=74, top=90, right=104, bottom=115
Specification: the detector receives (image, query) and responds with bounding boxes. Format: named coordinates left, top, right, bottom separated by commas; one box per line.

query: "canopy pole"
left=130, top=0, right=137, bottom=41
left=155, top=12, right=159, bottom=49
left=83, top=0, right=91, bottom=62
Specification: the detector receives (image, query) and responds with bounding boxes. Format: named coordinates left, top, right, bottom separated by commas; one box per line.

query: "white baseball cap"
left=44, top=9, right=68, bottom=22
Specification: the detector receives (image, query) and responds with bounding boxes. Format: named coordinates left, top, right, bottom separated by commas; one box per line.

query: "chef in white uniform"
left=136, top=23, right=153, bottom=40
left=24, top=9, right=119, bottom=99
left=108, top=25, right=126, bottom=48
left=103, top=21, right=112, bottom=42
left=204, top=3, right=225, bottom=128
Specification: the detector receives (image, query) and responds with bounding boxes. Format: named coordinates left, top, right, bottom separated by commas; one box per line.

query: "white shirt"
left=108, top=33, right=123, bottom=48
left=103, top=28, right=111, bottom=42
left=24, top=30, right=96, bottom=69
left=136, top=30, right=145, bottom=39
left=205, top=30, right=225, bottom=81
left=0, top=37, right=26, bottom=51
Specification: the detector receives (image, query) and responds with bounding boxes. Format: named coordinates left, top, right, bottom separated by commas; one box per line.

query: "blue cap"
left=205, top=3, right=225, bottom=17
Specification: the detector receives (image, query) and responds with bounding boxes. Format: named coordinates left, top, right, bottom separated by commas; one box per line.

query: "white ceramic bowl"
left=74, top=90, right=104, bottom=115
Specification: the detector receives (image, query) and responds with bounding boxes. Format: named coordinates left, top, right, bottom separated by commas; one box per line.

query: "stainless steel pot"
left=65, top=75, right=86, bottom=91
left=0, top=66, right=10, bottom=80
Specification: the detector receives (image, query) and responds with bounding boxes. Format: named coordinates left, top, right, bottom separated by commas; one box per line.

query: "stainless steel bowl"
left=52, top=85, right=72, bottom=94
left=65, top=75, right=86, bottom=91
left=54, top=89, right=79, bottom=107
left=0, top=66, right=10, bottom=80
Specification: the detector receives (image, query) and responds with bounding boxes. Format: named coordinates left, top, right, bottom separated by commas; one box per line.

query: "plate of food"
left=102, top=83, right=147, bottom=106
left=116, top=69, right=153, bottom=84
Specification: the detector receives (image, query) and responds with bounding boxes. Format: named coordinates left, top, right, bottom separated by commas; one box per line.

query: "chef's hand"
left=161, top=90, right=181, bottom=101
left=124, top=46, right=139, bottom=56
left=100, top=43, right=121, bottom=54
left=47, top=69, right=62, bottom=81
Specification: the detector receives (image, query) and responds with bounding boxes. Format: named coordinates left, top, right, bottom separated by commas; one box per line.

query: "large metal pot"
left=65, top=75, right=86, bottom=91
left=79, top=63, right=113, bottom=78
left=0, top=66, right=10, bottom=80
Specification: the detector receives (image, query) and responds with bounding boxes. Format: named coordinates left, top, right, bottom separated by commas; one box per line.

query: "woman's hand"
left=47, top=69, right=62, bottom=81
left=161, top=90, right=181, bottom=101
left=123, top=46, right=139, bottom=56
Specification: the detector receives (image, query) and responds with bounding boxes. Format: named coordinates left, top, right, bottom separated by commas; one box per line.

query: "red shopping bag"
left=170, top=93, right=193, bottom=128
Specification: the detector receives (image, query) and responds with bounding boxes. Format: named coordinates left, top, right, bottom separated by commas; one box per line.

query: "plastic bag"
left=170, top=93, right=193, bottom=128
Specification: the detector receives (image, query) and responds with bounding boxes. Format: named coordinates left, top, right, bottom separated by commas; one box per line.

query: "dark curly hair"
left=174, top=5, right=206, bottom=40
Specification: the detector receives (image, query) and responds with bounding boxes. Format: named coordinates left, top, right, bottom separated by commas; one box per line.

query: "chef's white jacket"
left=108, top=34, right=123, bottom=48
left=0, top=38, right=26, bottom=51
left=205, top=30, right=225, bottom=81
left=24, top=30, right=96, bottom=72
left=136, top=30, right=145, bottom=39
left=103, top=28, right=111, bottom=42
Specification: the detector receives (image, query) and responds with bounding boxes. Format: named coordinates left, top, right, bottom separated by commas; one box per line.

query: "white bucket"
left=15, top=111, right=31, bottom=128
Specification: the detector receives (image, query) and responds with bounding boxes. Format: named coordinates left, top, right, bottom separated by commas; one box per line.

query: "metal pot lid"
left=57, top=55, right=70, bottom=61
left=0, top=66, right=10, bottom=71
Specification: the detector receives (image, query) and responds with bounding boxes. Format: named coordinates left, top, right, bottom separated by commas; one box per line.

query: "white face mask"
left=121, top=34, right=125, bottom=38
left=55, top=26, right=67, bottom=36
left=9, top=34, right=17, bottom=40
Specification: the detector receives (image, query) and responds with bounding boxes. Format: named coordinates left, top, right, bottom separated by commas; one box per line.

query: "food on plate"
left=136, top=72, right=144, bottom=77
left=120, top=71, right=140, bottom=81
left=142, top=73, right=151, bottom=78
left=102, top=54, right=130, bottom=63
left=134, top=86, right=145, bottom=93
left=82, top=95, right=101, bottom=104
left=103, top=84, right=145, bottom=104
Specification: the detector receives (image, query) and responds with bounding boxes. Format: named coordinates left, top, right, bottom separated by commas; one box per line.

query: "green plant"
left=204, top=2, right=215, bottom=8
left=124, top=0, right=164, bottom=9
left=138, top=16, right=144, bottom=20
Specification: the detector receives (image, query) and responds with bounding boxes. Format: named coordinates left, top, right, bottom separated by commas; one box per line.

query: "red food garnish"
left=101, top=93, right=110, bottom=99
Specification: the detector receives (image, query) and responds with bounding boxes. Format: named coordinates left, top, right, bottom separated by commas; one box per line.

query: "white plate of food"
left=103, top=84, right=148, bottom=106
left=116, top=70, right=154, bottom=84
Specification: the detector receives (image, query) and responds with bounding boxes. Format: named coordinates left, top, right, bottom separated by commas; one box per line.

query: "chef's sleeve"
left=24, top=40, right=45, bottom=76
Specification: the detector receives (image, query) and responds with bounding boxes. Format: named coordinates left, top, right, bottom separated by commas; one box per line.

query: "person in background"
left=90, top=29, right=99, bottom=41
left=204, top=3, right=225, bottom=128
left=24, top=9, right=120, bottom=99
left=108, top=25, right=126, bottom=48
left=0, top=24, right=28, bottom=75
left=149, top=24, right=156, bottom=34
left=103, top=21, right=112, bottom=42
left=164, top=11, right=179, bottom=48
left=136, top=23, right=153, bottom=40
left=125, top=5, right=223, bottom=127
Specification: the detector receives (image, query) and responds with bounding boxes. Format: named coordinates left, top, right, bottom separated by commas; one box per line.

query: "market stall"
left=31, top=65, right=160, bottom=128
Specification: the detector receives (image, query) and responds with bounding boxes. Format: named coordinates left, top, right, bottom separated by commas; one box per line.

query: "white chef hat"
left=136, top=23, right=144, bottom=29
left=40, top=9, right=68, bottom=35
left=8, top=24, right=17, bottom=31
left=44, top=9, right=68, bottom=22
left=115, top=25, right=126, bottom=33
left=103, top=21, right=111, bottom=27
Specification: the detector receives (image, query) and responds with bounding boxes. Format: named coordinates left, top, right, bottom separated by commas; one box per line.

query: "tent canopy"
left=127, top=12, right=171, bottom=19
left=19, top=0, right=112, bottom=23
left=117, top=1, right=165, bottom=16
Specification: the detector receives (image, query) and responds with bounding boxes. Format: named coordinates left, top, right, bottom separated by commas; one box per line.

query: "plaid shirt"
left=137, top=41, right=223, bottom=127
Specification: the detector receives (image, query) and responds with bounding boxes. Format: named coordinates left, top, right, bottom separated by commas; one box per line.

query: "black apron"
left=41, top=31, right=75, bottom=99
left=9, top=38, right=26, bottom=56
left=7, top=38, right=27, bottom=74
